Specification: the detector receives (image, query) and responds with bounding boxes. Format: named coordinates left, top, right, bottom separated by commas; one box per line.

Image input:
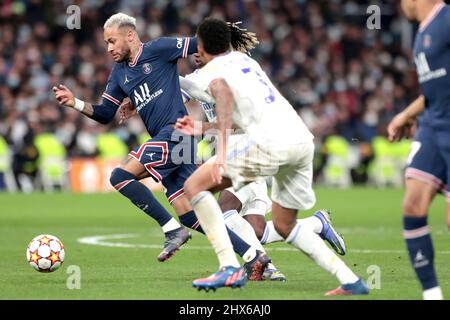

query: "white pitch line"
left=77, top=234, right=450, bottom=254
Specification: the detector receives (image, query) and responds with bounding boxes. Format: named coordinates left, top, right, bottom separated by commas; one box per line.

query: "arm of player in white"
left=208, top=78, right=234, bottom=182
left=179, top=76, right=215, bottom=104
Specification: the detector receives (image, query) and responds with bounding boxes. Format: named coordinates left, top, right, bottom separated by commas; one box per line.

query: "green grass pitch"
left=1, top=187, right=449, bottom=300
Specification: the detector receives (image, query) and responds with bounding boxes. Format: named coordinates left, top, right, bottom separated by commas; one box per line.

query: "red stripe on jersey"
left=102, top=92, right=121, bottom=106
left=183, top=37, right=190, bottom=58
left=129, top=43, right=144, bottom=67
left=168, top=188, right=184, bottom=203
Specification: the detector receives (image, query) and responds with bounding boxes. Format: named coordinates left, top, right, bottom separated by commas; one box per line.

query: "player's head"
left=196, top=18, right=231, bottom=67
left=401, top=0, right=445, bottom=21
left=400, top=0, right=419, bottom=21
left=103, top=13, right=139, bottom=63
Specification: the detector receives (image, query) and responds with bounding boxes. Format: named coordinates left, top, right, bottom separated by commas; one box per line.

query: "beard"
left=115, top=47, right=131, bottom=63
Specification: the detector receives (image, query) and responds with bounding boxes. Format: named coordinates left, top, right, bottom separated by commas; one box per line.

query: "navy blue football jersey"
left=102, top=37, right=197, bottom=137
left=413, top=4, right=450, bottom=129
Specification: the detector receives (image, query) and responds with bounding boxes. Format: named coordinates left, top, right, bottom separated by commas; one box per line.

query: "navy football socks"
left=110, top=168, right=174, bottom=227
left=403, top=216, right=438, bottom=290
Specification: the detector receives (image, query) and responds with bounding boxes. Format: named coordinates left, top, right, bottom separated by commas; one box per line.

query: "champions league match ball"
left=26, top=234, right=65, bottom=272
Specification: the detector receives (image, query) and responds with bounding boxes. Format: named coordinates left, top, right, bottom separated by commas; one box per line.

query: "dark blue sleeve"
left=90, top=70, right=125, bottom=124
left=90, top=99, right=119, bottom=124
left=102, top=69, right=126, bottom=108
left=152, top=37, right=197, bottom=61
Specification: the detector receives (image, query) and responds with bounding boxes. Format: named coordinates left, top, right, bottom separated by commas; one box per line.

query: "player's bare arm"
left=387, top=95, right=425, bottom=142
left=209, top=78, right=234, bottom=184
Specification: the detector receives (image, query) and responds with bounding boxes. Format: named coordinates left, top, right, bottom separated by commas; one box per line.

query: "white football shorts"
left=218, top=135, right=316, bottom=210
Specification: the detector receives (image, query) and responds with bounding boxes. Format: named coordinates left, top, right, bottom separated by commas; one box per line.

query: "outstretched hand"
left=52, top=84, right=75, bottom=108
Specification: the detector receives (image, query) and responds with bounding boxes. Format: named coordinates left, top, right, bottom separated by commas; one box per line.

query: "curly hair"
left=197, top=17, right=231, bottom=55
left=197, top=18, right=259, bottom=55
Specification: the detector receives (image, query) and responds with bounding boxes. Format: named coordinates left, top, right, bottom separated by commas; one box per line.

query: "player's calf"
left=110, top=167, right=188, bottom=261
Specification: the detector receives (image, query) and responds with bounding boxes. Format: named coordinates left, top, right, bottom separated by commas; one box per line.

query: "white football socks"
left=298, top=216, right=323, bottom=234
left=262, top=216, right=323, bottom=244
left=161, top=218, right=182, bottom=233
left=261, top=220, right=284, bottom=244
left=423, top=287, right=443, bottom=300
left=286, top=222, right=358, bottom=285
left=191, top=191, right=240, bottom=269
left=223, top=209, right=266, bottom=257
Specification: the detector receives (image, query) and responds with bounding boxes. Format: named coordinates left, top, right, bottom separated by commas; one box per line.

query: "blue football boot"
left=192, top=266, right=247, bottom=292
left=157, top=227, right=191, bottom=262
left=325, top=278, right=370, bottom=296
left=314, top=209, right=346, bottom=256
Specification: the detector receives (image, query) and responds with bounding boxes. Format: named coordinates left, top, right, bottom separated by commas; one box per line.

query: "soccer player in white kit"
left=178, top=17, right=369, bottom=294
left=181, top=62, right=347, bottom=281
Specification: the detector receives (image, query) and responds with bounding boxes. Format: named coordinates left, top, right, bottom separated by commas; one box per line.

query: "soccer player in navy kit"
left=388, top=0, right=450, bottom=300
left=53, top=13, right=269, bottom=281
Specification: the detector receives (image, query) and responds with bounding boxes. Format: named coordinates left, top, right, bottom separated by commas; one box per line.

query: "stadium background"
left=0, top=0, right=419, bottom=193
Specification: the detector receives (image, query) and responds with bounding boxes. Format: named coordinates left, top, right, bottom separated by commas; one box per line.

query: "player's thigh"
left=163, top=163, right=197, bottom=215
left=404, top=125, right=446, bottom=216
left=183, top=157, right=232, bottom=199
left=271, top=144, right=316, bottom=211
left=119, top=155, right=149, bottom=178
left=218, top=189, right=243, bottom=212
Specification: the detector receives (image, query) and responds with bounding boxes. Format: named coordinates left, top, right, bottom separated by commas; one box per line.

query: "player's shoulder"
left=436, top=4, right=450, bottom=21
left=108, top=63, right=124, bottom=80
left=444, top=5, right=450, bottom=17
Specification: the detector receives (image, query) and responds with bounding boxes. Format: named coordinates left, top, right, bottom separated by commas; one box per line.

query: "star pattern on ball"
left=39, top=236, right=51, bottom=246
left=30, top=250, right=40, bottom=264
left=49, top=251, right=60, bottom=265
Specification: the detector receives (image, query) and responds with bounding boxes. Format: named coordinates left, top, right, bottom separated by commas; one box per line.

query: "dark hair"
left=227, top=21, right=259, bottom=55
left=197, top=17, right=231, bottom=55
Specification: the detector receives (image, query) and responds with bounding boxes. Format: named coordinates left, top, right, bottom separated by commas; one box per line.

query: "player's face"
left=104, top=26, right=131, bottom=63
left=400, top=0, right=418, bottom=21
left=193, top=53, right=202, bottom=68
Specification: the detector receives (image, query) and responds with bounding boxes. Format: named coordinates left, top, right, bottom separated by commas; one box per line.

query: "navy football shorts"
left=129, top=126, right=198, bottom=204
left=405, top=124, right=450, bottom=202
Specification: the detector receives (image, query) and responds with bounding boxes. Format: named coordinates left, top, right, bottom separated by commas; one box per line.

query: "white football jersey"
left=191, top=51, right=314, bottom=146
left=184, top=71, right=217, bottom=123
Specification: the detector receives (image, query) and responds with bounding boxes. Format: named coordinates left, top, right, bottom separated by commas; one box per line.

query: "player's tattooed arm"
left=53, top=84, right=118, bottom=124
left=53, top=84, right=94, bottom=116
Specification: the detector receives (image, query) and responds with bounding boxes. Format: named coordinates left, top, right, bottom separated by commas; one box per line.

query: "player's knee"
left=109, top=167, right=135, bottom=189
left=273, top=221, right=294, bottom=239
left=244, top=215, right=265, bottom=240
left=219, top=191, right=242, bottom=212
left=402, top=196, right=429, bottom=217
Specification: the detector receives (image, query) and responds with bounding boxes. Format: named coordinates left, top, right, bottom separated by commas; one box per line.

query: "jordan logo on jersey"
left=415, top=52, right=447, bottom=83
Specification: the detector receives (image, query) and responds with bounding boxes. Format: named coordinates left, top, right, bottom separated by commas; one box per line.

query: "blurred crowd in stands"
left=0, top=0, right=421, bottom=191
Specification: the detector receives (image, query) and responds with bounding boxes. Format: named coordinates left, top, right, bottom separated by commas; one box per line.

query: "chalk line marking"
left=77, top=233, right=450, bottom=254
